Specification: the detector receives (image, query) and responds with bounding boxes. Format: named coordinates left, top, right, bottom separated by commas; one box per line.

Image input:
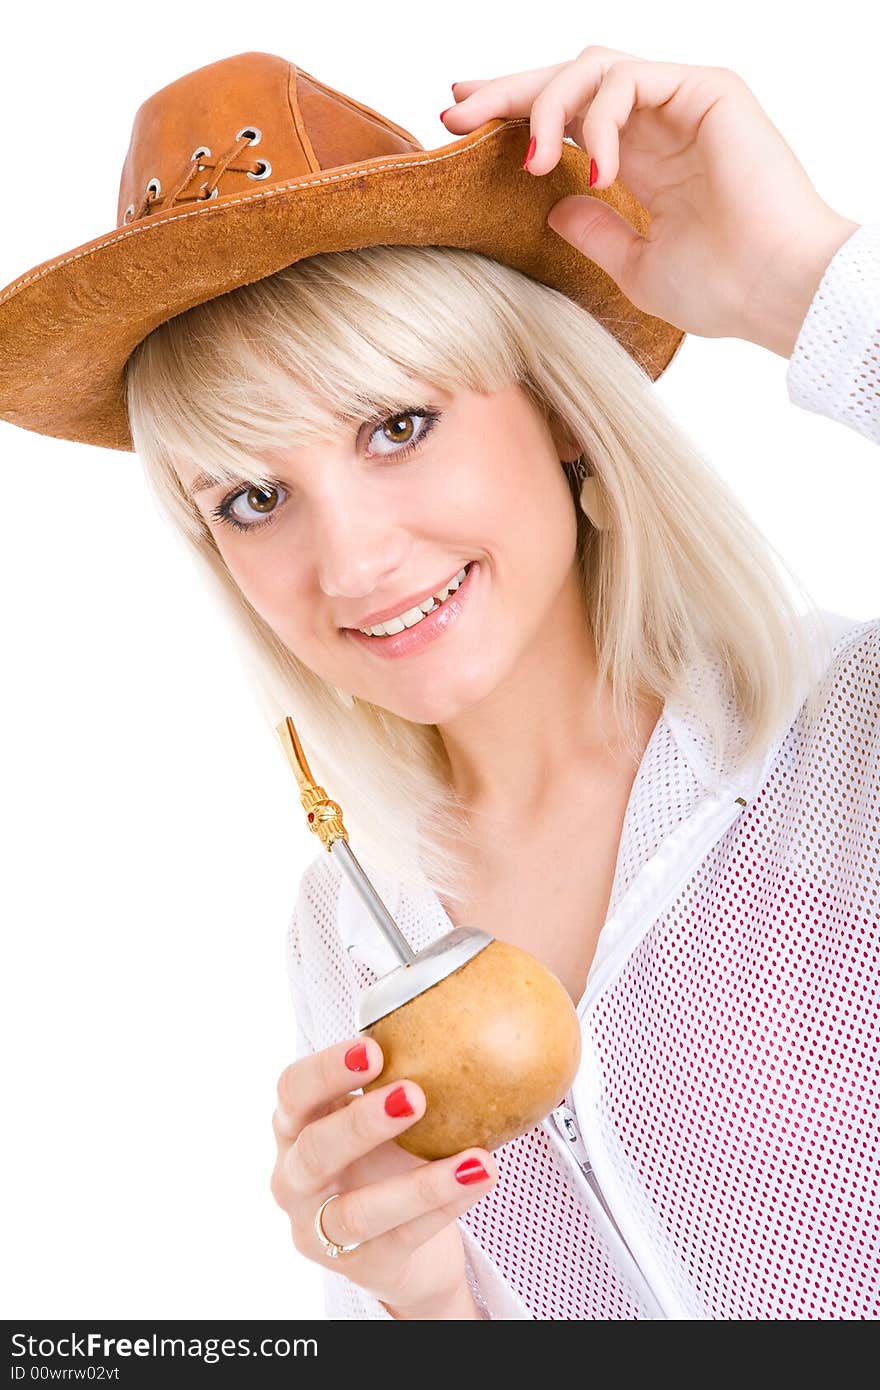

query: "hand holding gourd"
left=270, top=1038, right=493, bottom=1319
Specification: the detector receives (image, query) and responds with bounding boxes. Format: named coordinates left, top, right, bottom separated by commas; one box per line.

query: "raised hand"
left=444, top=46, right=860, bottom=357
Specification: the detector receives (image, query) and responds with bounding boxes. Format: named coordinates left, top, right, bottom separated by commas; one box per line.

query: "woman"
left=1, top=45, right=877, bottom=1320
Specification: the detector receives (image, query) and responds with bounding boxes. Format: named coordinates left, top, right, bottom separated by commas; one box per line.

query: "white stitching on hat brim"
left=0, top=118, right=533, bottom=310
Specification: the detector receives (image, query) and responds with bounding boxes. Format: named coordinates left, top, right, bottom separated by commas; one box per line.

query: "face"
left=176, top=379, right=581, bottom=726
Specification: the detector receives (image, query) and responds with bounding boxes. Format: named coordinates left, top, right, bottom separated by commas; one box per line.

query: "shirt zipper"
left=548, top=1097, right=666, bottom=1317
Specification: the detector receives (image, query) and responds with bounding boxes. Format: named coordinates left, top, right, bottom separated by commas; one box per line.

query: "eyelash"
left=208, top=406, right=443, bottom=535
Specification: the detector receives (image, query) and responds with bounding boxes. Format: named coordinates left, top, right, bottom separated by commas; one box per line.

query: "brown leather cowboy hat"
left=0, top=50, right=685, bottom=454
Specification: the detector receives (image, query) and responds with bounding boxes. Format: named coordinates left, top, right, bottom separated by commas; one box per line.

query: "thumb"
left=546, top=195, right=643, bottom=293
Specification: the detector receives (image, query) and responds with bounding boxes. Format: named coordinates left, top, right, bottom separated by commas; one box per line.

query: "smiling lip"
left=344, top=560, right=479, bottom=660
left=341, top=564, right=471, bottom=631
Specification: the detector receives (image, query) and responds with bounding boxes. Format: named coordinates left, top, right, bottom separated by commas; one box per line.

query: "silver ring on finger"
left=314, top=1192, right=361, bottom=1258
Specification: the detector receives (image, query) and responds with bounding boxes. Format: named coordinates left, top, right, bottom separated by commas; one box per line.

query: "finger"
left=441, top=62, right=571, bottom=130
left=449, top=79, right=490, bottom=100
left=372, top=1178, right=495, bottom=1267
left=568, top=60, right=698, bottom=188
left=273, top=1036, right=385, bottom=1147
left=542, top=193, right=645, bottom=293
left=546, top=194, right=646, bottom=299
left=445, top=43, right=643, bottom=133
left=272, top=1091, right=351, bottom=1147
left=521, top=51, right=649, bottom=179
left=286, top=1079, right=427, bottom=1196
left=314, top=1149, right=497, bottom=1254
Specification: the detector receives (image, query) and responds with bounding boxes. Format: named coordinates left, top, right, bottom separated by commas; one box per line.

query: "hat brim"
left=0, top=118, right=685, bottom=452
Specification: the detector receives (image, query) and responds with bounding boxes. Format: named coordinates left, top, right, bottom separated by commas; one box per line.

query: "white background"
left=1, top=0, right=877, bottom=1320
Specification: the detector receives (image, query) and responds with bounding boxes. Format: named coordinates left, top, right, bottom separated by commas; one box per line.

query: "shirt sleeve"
left=785, top=220, right=880, bottom=445
left=286, top=905, right=316, bottom=1066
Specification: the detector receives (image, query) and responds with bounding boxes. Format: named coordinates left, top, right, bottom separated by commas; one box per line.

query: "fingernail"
left=451, top=83, right=458, bottom=94
left=589, top=157, right=598, bottom=188
left=455, top=1158, right=489, bottom=1185
left=385, top=1085, right=414, bottom=1118
left=439, top=107, right=453, bottom=122
left=344, top=1042, right=370, bottom=1072
left=522, top=135, right=536, bottom=171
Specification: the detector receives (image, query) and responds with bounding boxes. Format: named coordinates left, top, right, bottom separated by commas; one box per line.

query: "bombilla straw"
left=275, top=716, right=416, bottom=967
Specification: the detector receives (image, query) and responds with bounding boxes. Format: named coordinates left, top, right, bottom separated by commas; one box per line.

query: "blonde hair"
left=124, top=244, right=830, bottom=908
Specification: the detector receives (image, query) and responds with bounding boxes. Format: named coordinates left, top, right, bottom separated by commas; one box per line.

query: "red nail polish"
left=451, top=83, right=458, bottom=95
left=439, top=107, right=452, bottom=121
left=455, top=1158, right=489, bottom=1185
left=589, top=157, right=598, bottom=188
left=522, top=135, right=536, bottom=170
left=385, top=1085, right=414, bottom=1118
left=344, top=1042, right=369, bottom=1072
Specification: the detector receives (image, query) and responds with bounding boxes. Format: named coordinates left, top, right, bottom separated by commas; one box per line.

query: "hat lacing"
left=123, top=126, right=272, bottom=224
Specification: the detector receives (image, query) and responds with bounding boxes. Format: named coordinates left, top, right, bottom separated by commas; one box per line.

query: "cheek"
left=220, top=545, right=306, bottom=638
left=425, top=462, right=494, bottom=532
left=438, top=447, right=535, bottom=546
left=496, top=454, right=578, bottom=561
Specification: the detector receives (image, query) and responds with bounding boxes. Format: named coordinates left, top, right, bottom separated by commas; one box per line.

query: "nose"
left=310, top=480, right=409, bottom=601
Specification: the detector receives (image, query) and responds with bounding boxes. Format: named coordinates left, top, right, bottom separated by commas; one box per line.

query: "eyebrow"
left=189, top=471, right=229, bottom=497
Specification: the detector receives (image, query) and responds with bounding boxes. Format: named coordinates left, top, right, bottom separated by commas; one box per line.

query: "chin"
left=386, top=670, right=501, bottom=726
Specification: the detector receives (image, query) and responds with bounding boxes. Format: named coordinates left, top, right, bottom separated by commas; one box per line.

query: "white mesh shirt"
left=284, top=220, right=880, bottom=1319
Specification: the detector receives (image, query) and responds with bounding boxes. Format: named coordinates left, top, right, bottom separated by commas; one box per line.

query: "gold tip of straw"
left=275, top=716, right=349, bottom=851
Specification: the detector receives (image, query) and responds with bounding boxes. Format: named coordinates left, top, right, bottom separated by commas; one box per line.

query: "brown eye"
left=245, top=484, right=278, bottom=514
left=382, top=415, right=415, bottom=445
left=211, top=481, right=287, bottom=533
left=366, top=408, right=440, bottom=459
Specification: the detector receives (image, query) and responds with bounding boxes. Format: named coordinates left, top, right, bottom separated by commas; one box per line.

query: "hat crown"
left=116, top=51, right=424, bottom=228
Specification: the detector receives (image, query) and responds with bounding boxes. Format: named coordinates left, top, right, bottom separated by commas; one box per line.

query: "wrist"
left=383, top=1282, right=483, bottom=1320
left=741, top=210, right=861, bottom=359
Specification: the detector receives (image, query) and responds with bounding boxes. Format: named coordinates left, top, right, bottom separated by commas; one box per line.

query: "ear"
left=547, top=411, right=580, bottom=465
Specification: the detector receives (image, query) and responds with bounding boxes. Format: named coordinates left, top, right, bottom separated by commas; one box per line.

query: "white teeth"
left=359, top=565, right=469, bottom=637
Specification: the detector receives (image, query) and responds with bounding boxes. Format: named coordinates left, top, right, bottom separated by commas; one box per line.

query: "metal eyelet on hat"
left=235, top=126, right=262, bottom=145
left=247, top=159, right=271, bottom=180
